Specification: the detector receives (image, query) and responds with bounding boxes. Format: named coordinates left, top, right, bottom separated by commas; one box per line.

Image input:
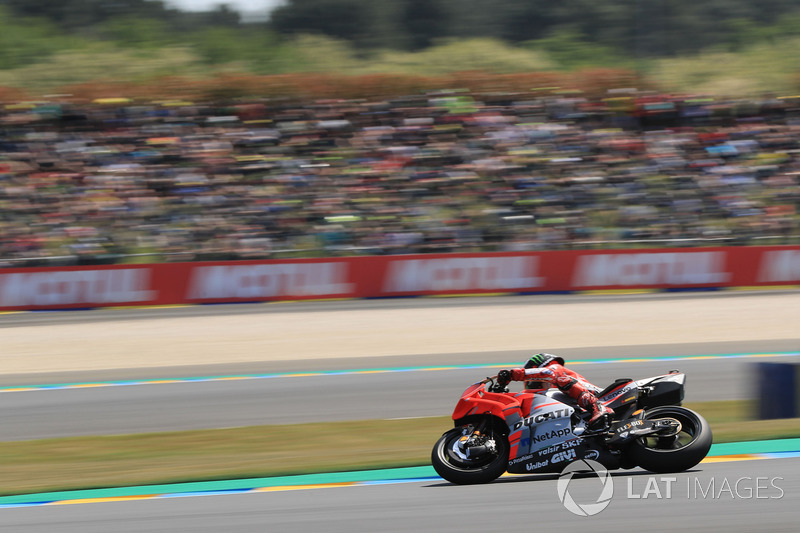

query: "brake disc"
left=653, top=417, right=682, bottom=437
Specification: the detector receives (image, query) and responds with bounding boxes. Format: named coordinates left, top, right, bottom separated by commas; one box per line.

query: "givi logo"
left=382, top=256, right=544, bottom=293
left=757, top=250, right=800, bottom=283
left=572, top=252, right=730, bottom=287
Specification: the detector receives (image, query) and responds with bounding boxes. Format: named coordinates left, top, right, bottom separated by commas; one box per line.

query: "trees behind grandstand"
left=1, top=0, right=800, bottom=96
left=272, top=0, right=800, bottom=55
left=2, top=0, right=800, bottom=58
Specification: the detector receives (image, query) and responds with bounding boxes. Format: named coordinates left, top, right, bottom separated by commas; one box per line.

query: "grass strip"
left=0, top=400, right=797, bottom=497
left=0, top=418, right=447, bottom=497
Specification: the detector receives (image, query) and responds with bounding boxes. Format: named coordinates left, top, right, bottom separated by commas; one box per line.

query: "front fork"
left=454, top=420, right=497, bottom=459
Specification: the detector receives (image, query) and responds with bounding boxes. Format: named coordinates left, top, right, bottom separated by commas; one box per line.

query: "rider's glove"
left=497, top=370, right=512, bottom=385
left=498, top=368, right=526, bottom=384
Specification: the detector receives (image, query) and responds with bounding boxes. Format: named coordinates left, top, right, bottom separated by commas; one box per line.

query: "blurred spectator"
left=0, top=91, right=799, bottom=267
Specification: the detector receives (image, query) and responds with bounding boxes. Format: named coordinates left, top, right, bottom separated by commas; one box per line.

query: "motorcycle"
left=431, top=370, right=712, bottom=484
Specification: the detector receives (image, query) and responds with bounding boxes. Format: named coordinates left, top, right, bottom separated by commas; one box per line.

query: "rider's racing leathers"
left=503, top=362, right=613, bottom=428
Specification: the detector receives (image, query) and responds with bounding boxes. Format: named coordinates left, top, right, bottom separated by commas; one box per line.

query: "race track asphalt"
left=0, top=339, right=798, bottom=441
left=0, top=292, right=798, bottom=441
left=0, top=293, right=798, bottom=530
left=0, top=458, right=796, bottom=532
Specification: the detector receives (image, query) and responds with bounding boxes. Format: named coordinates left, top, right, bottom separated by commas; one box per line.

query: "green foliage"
left=373, top=38, right=556, bottom=75
left=524, top=29, right=631, bottom=70
left=268, top=0, right=800, bottom=60
left=277, top=34, right=365, bottom=73
left=187, top=27, right=285, bottom=70
left=400, top=0, right=451, bottom=50
left=271, top=0, right=381, bottom=47
left=4, top=0, right=800, bottom=62
left=95, top=16, right=176, bottom=49
left=245, top=35, right=556, bottom=76
left=652, top=37, right=800, bottom=95
left=0, top=7, right=78, bottom=69
left=0, top=46, right=206, bottom=90
left=0, top=0, right=183, bottom=31
left=2, top=1, right=800, bottom=97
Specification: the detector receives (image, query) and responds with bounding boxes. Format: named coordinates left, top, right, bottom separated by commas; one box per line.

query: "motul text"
left=757, top=250, right=800, bottom=283
left=186, top=263, right=354, bottom=299
left=1, top=246, right=797, bottom=310
left=0, top=269, right=154, bottom=307
left=382, top=256, right=544, bottom=293
left=572, top=252, right=731, bottom=287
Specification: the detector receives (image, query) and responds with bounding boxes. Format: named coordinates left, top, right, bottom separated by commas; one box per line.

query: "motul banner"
left=185, top=262, right=355, bottom=300
left=0, top=246, right=798, bottom=311
left=0, top=268, right=157, bottom=308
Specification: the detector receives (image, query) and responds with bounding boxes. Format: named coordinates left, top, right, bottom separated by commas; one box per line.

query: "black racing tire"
left=630, top=406, right=712, bottom=473
left=431, top=426, right=509, bottom=485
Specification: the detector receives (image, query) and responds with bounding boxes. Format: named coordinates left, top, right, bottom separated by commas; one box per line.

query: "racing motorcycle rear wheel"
left=431, top=422, right=509, bottom=485
left=630, top=406, right=712, bottom=473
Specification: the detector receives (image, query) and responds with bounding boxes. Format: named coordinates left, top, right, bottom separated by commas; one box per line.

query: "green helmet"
left=523, top=353, right=564, bottom=390
left=524, top=353, right=564, bottom=369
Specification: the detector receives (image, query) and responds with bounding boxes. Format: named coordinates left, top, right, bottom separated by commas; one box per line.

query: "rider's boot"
left=578, top=391, right=614, bottom=430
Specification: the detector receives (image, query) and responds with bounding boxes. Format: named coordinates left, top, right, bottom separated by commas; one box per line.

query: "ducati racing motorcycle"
left=432, top=370, right=712, bottom=484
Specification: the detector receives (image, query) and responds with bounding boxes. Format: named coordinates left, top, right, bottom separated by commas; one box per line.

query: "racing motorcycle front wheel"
left=630, top=406, right=712, bottom=473
left=431, top=422, right=509, bottom=485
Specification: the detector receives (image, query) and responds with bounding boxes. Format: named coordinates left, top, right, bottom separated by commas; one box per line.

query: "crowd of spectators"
left=1, top=90, right=799, bottom=267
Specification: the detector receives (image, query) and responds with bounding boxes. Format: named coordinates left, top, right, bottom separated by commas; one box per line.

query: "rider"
left=498, top=353, right=613, bottom=429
